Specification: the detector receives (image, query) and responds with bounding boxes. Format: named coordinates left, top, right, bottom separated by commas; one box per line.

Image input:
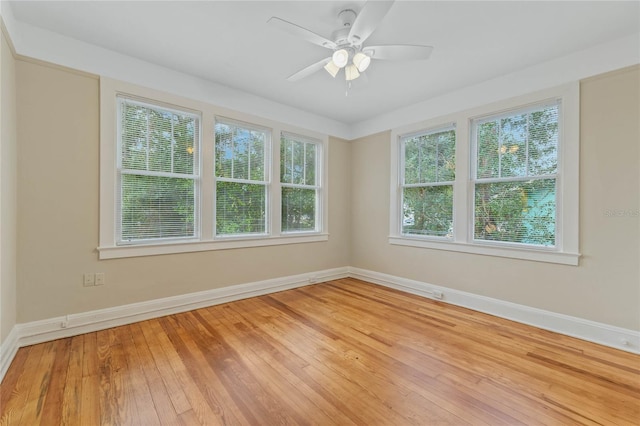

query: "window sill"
left=98, top=233, right=329, bottom=259
left=388, top=237, right=580, bottom=265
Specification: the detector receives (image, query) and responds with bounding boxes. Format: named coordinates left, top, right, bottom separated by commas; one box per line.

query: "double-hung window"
left=214, top=119, right=269, bottom=236
left=117, top=96, right=200, bottom=244
left=100, top=79, right=328, bottom=258
left=401, top=126, right=456, bottom=238
left=390, top=84, right=579, bottom=265
left=280, top=133, right=321, bottom=233
left=472, top=101, right=559, bottom=247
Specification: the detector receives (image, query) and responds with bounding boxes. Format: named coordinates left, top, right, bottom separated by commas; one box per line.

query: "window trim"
left=389, top=83, right=580, bottom=265
left=99, top=78, right=328, bottom=259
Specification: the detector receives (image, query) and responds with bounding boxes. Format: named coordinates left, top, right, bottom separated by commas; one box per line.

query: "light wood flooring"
left=1, top=278, right=639, bottom=425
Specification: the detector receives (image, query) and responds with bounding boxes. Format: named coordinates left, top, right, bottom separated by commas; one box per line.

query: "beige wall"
left=351, top=66, right=640, bottom=331
left=1, top=27, right=17, bottom=343
left=16, top=59, right=351, bottom=323
left=9, top=50, right=640, bottom=332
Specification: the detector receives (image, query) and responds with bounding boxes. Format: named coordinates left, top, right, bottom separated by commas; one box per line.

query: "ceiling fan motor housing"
left=333, top=9, right=359, bottom=48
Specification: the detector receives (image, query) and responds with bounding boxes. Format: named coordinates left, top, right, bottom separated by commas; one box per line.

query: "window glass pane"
left=291, top=140, right=304, bottom=185
left=528, top=107, right=558, bottom=175
left=121, top=174, right=195, bottom=241
left=474, top=178, right=556, bottom=246
left=250, top=131, right=266, bottom=181
left=215, top=122, right=267, bottom=181
left=476, top=121, right=500, bottom=179
left=121, top=103, right=148, bottom=171
left=436, top=130, right=456, bottom=182
left=498, top=114, right=527, bottom=178
left=282, top=187, right=316, bottom=232
left=121, top=102, right=197, bottom=175
left=402, top=185, right=453, bottom=237
left=172, top=114, right=196, bottom=175
left=216, top=182, right=266, bottom=235
left=404, top=128, right=455, bottom=184
left=404, top=137, right=420, bottom=184
left=304, top=142, right=317, bottom=186
left=147, top=109, right=173, bottom=173
left=476, top=104, right=558, bottom=179
left=215, top=123, right=233, bottom=178
left=280, top=138, right=292, bottom=183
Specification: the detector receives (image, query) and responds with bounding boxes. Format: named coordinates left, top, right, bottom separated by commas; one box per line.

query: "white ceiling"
left=7, top=1, right=640, bottom=127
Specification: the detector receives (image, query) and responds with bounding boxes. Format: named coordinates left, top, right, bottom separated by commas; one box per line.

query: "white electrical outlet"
left=83, top=273, right=95, bottom=287
left=95, top=272, right=105, bottom=286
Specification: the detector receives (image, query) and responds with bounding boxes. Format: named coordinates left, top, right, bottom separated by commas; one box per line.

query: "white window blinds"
left=472, top=101, right=559, bottom=246
left=214, top=119, right=269, bottom=236
left=117, top=97, right=200, bottom=243
left=280, top=132, right=321, bottom=233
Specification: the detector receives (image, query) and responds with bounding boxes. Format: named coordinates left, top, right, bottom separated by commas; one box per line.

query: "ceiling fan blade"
left=268, top=17, right=337, bottom=50
left=348, top=0, right=395, bottom=45
left=365, top=45, right=434, bottom=61
left=287, top=57, right=332, bottom=82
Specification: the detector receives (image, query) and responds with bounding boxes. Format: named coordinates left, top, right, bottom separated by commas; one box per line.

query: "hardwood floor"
left=1, top=278, right=639, bottom=425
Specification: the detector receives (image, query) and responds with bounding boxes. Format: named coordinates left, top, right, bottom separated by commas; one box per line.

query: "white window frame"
left=99, top=78, right=328, bottom=259
left=389, top=83, right=580, bottom=265
left=280, top=131, right=324, bottom=234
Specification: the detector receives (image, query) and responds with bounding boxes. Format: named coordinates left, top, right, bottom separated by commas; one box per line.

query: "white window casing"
left=390, top=83, right=580, bottom=265
left=99, top=78, right=328, bottom=259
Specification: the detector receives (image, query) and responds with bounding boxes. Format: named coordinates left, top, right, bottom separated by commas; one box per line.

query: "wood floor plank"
left=128, top=322, right=181, bottom=425
left=1, top=278, right=638, bottom=425
left=60, top=335, right=84, bottom=426
left=16, top=341, right=57, bottom=425
left=0, top=345, right=41, bottom=426
left=79, top=333, right=101, bottom=426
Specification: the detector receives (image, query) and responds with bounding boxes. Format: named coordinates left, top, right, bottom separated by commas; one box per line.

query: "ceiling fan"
left=267, top=0, right=433, bottom=83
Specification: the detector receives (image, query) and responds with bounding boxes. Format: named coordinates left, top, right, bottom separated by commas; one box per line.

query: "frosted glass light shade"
left=324, top=61, right=339, bottom=78
left=353, top=52, right=371, bottom=72
left=345, top=64, right=360, bottom=81
left=332, top=49, right=349, bottom=68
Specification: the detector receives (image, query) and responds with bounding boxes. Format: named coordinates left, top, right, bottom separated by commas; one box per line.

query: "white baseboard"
left=2, top=265, right=638, bottom=384
left=17, top=267, right=349, bottom=347
left=0, top=266, right=348, bottom=382
left=348, top=267, right=640, bottom=355
left=0, top=326, right=19, bottom=381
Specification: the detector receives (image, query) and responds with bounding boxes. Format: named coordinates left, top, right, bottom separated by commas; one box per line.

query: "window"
left=117, top=96, right=200, bottom=244
left=472, top=102, right=559, bottom=247
left=100, top=79, right=328, bottom=258
left=389, top=84, right=579, bottom=265
left=280, top=133, right=321, bottom=233
left=215, top=119, right=269, bottom=236
left=401, top=126, right=456, bottom=237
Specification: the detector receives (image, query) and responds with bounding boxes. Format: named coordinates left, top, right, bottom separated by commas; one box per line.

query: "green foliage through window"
left=402, top=127, right=455, bottom=237
left=118, top=98, right=199, bottom=242
left=215, top=120, right=268, bottom=235
left=281, top=134, right=319, bottom=232
left=473, top=103, right=559, bottom=246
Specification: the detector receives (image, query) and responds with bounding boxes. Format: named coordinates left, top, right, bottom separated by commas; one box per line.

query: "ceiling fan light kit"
left=353, top=52, right=371, bottom=72
left=268, top=0, right=433, bottom=87
left=331, top=49, right=350, bottom=68
left=345, top=64, right=360, bottom=81
left=323, top=60, right=340, bottom=78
